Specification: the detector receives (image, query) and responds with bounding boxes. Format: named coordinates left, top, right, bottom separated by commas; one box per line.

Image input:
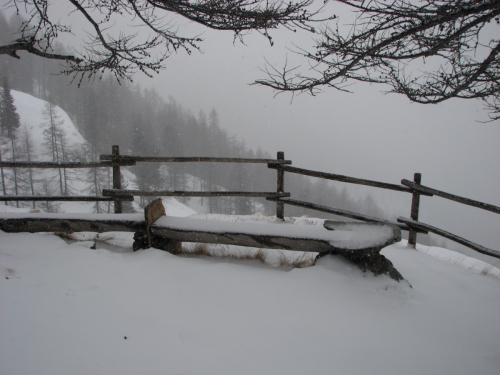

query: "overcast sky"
left=9, top=2, right=500, bottom=259
left=129, top=10, right=500, bottom=256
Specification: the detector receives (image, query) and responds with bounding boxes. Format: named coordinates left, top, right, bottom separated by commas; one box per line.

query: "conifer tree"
left=0, top=76, right=20, bottom=138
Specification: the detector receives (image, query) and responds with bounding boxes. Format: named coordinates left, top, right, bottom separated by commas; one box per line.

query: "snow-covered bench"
left=0, top=199, right=403, bottom=279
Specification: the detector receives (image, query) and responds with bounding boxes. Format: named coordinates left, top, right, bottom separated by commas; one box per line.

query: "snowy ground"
left=1, top=206, right=499, bottom=375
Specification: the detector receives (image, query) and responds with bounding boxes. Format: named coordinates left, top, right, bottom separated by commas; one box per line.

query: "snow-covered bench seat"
left=0, top=212, right=401, bottom=257
left=0, top=204, right=404, bottom=279
left=150, top=216, right=401, bottom=257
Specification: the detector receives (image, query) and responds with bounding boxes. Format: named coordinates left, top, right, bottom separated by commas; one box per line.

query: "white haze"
left=135, top=20, right=500, bottom=262
left=7, top=2, right=500, bottom=262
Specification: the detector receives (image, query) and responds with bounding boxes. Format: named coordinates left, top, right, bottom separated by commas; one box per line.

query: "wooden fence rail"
left=266, top=197, right=427, bottom=233
left=0, top=195, right=133, bottom=202
left=103, top=190, right=291, bottom=198
left=398, top=217, right=500, bottom=259
left=100, top=155, right=292, bottom=164
left=401, top=179, right=500, bottom=215
left=267, top=164, right=432, bottom=195
left=0, top=161, right=135, bottom=168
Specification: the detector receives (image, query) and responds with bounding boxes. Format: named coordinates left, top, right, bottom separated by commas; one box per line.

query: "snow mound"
left=414, top=241, right=500, bottom=278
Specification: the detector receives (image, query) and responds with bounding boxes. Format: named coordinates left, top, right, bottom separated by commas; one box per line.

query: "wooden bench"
left=0, top=199, right=403, bottom=280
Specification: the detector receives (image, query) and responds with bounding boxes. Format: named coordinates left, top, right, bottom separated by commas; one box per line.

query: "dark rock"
left=133, top=231, right=148, bottom=251
left=315, top=251, right=404, bottom=282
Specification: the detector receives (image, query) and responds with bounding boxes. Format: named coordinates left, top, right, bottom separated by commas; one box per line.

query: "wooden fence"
left=1, top=145, right=499, bottom=259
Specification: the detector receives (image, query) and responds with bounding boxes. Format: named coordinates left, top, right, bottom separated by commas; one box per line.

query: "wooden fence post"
left=276, top=151, right=284, bottom=220
left=112, top=145, right=122, bottom=214
left=0, top=149, right=7, bottom=206
left=408, top=173, right=421, bottom=248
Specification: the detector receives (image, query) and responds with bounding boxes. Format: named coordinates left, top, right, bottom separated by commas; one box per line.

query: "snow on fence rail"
left=0, top=144, right=499, bottom=259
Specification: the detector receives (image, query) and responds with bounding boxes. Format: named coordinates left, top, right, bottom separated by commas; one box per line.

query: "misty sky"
left=6, top=2, right=500, bottom=259
left=133, top=10, right=499, bottom=255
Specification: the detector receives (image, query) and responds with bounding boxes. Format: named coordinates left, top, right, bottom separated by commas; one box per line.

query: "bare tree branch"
left=1, top=0, right=332, bottom=85
left=255, top=0, right=500, bottom=120
left=0, top=41, right=82, bottom=61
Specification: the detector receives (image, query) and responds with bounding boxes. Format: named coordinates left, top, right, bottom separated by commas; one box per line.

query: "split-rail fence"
left=1, top=145, right=498, bottom=259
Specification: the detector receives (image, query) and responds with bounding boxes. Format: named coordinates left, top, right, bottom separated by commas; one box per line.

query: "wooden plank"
left=0, top=214, right=145, bottom=233
left=0, top=160, right=135, bottom=168
left=0, top=195, right=134, bottom=201
left=103, top=189, right=291, bottom=198
left=268, top=165, right=433, bottom=195
left=100, top=155, right=292, bottom=164
left=267, top=197, right=428, bottom=233
left=401, top=179, right=500, bottom=215
left=397, top=217, right=500, bottom=259
left=408, top=173, right=422, bottom=248
left=151, top=217, right=401, bottom=256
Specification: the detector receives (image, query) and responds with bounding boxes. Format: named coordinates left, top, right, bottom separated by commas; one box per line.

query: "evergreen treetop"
left=0, top=76, right=20, bottom=138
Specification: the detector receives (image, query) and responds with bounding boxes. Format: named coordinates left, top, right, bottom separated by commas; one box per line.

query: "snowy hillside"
left=0, top=91, right=142, bottom=213
left=11, top=90, right=87, bottom=156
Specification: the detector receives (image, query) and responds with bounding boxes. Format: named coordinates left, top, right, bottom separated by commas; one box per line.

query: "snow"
left=153, top=216, right=399, bottom=250
left=161, top=196, right=197, bottom=217
left=1, top=229, right=499, bottom=375
left=413, top=241, right=500, bottom=278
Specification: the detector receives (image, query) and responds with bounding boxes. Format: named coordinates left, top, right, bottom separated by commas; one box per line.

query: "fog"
left=128, top=21, right=499, bottom=261
left=5, top=3, right=500, bottom=263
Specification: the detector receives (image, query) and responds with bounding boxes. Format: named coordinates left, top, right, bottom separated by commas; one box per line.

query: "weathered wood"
left=266, top=197, right=428, bottom=233
left=0, top=160, right=135, bottom=168
left=0, top=195, right=133, bottom=202
left=100, top=155, right=292, bottom=164
left=144, top=198, right=166, bottom=247
left=0, top=211, right=403, bottom=279
left=0, top=213, right=145, bottom=233
left=112, top=145, right=122, bottom=214
left=276, top=151, right=285, bottom=220
left=401, top=179, right=500, bottom=215
left=103, top=189, right=291, bottom=198
left=408, top=173, right=422, bottom=248
left=151, top=217, right=401, bottom=257
left=268, top=165, right=433, bottom=195
left=397, top=217, right=500, bottom=259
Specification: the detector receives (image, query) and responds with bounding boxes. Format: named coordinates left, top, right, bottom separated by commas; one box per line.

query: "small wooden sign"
left=144, top=198, right=166, bottom=247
